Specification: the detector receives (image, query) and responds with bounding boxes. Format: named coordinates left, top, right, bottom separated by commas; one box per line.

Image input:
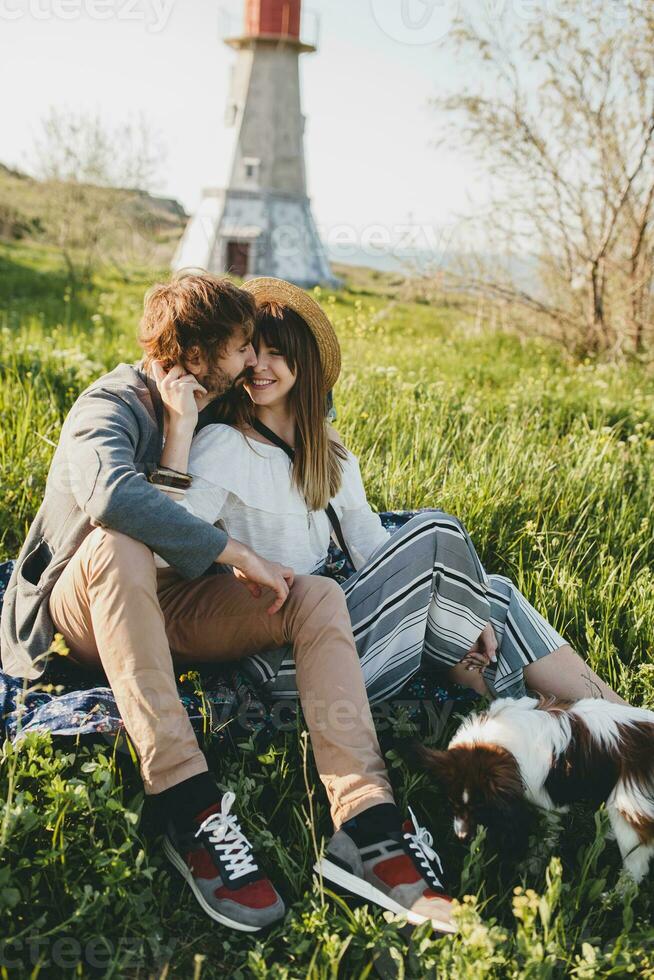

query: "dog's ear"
left=485, top=749, right=524, bottom=805
left=413, top=743, right=454, bottom=781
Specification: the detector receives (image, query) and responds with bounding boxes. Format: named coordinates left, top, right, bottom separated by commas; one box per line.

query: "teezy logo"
left=0, top=0, right=175, bottom=33
left=370, top=0, right=458, bottom=46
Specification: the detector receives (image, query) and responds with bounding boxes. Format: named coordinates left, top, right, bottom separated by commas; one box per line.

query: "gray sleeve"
left=66, top=387, right=228, bottom=579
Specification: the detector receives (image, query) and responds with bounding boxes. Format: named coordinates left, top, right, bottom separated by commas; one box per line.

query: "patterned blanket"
left=0, top=512, right=476, bottom=751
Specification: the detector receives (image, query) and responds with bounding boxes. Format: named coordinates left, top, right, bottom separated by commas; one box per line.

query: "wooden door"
left=226, top=241, right=250, bottom=278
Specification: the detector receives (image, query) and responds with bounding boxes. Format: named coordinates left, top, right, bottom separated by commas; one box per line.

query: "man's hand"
left=219, top=538, right=295, bottom=615
left=151, top=360, right=207, bottom=432
left=460, top=622, right=497, bottom=673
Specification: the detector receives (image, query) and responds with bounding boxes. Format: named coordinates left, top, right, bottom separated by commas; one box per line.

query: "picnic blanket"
left=0, top=512, right=477, bottom=752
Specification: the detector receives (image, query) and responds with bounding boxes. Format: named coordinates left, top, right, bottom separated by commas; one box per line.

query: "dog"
left=418, top=696, right=654, bottom=882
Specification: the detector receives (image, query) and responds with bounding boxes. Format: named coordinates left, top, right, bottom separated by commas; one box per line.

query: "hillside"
left=0, top=162, right=187, bottom=264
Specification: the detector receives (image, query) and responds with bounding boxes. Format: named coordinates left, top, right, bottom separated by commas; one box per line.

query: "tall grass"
left=1, top=241, right=653, bottom=977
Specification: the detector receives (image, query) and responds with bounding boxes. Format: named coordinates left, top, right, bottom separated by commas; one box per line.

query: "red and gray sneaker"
left=163, top=791, right=285, bottom=932
left=314, top=807, right=455, bottom=933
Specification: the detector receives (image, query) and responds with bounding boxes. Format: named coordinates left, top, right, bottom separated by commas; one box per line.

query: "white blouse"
left=156, top=423, right=390, bottom=575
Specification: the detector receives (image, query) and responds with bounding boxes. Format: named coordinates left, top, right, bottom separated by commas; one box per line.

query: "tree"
left=32, top=109, right=166, bottom=283
left=434, top=0, right=654, bottom=356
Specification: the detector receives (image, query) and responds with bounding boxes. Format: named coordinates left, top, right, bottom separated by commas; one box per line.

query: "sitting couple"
left=0, top=273, right=625, bottom=937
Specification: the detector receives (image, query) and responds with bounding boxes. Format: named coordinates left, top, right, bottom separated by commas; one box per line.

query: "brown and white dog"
left=419, top=696, right=654, bottom=882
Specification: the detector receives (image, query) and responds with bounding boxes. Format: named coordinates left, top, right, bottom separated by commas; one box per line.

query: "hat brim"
left=242, top=277, right=341, bottom=392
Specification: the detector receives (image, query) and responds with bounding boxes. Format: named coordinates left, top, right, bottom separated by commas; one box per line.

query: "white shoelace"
left=195, top=791, right=259, bottom=881
left=405, top=806, right=444, bottom=889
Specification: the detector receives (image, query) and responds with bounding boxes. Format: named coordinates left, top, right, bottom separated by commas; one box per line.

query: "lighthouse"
left=174, top=0, right=337, bottom=286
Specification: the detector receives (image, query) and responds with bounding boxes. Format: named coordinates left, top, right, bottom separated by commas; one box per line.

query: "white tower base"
left=174, top=187, right=338, bottom=288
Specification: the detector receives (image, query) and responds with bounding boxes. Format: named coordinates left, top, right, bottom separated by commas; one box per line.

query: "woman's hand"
left=151, top=360, right=207, bottom=432
left=219, top=538, right=295, bottom=615
left=460, top=622, right=497, bottom=673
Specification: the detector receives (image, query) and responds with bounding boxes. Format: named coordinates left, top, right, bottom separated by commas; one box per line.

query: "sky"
left=0, top=0, right=497, bottom=256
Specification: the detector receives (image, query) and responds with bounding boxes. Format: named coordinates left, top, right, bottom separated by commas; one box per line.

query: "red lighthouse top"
left=226, top=0, right=316, bottom=52
left=245, top=0, right=301, bottom=40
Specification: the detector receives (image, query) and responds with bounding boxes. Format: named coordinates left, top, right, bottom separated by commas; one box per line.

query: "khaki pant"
left=48, top=528, right=393, bottom=826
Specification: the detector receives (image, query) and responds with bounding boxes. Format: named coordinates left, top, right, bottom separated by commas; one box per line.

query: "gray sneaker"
left=314, top=808, right=456, bottom=933
left=163, top=791, right=285, bottom=932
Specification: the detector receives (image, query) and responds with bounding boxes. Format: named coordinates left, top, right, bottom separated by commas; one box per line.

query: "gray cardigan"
left=0, top=362, right=228, bottom=680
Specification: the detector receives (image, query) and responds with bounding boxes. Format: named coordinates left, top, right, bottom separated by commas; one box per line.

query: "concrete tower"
left=174, top=0, right=336, bottom=286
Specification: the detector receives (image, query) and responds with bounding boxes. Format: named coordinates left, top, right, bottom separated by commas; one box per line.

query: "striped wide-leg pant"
left=244, top=511, right=567, bottom=702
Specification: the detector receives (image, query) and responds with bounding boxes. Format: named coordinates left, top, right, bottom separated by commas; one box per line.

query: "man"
left=0, top=272, right=455, bottom=934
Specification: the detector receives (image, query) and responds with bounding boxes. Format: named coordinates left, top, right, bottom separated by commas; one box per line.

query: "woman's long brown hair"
left=216, top=301, right=347, bottom=511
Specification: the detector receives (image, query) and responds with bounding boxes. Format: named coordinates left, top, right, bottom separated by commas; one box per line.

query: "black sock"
left=341, top=803, right=402, bottom=846
left=152, top=771, right=221, bottom=832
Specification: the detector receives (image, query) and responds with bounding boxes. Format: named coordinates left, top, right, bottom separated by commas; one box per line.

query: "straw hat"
left=242, top=277, right=341, bottom=391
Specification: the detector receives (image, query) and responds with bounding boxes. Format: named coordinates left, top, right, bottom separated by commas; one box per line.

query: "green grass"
left=1, top=239, right=653, bottom=977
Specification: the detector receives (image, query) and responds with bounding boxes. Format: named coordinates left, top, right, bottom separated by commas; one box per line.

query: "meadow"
left=1, top=240, right=653, bottom=977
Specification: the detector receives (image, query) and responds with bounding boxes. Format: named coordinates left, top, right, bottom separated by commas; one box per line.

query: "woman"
left=164, top=277, right=625, bottom=708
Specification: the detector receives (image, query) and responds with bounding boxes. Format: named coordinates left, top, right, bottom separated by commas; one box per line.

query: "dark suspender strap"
left=324, top=503, right=351, bottom=564
left=252, top=419, right=296, bottom=459
left=251, top=419, right=354, bottom=566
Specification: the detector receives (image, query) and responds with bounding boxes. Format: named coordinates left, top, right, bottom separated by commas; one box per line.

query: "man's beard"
left=198, top=365, right=248, bottom=398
